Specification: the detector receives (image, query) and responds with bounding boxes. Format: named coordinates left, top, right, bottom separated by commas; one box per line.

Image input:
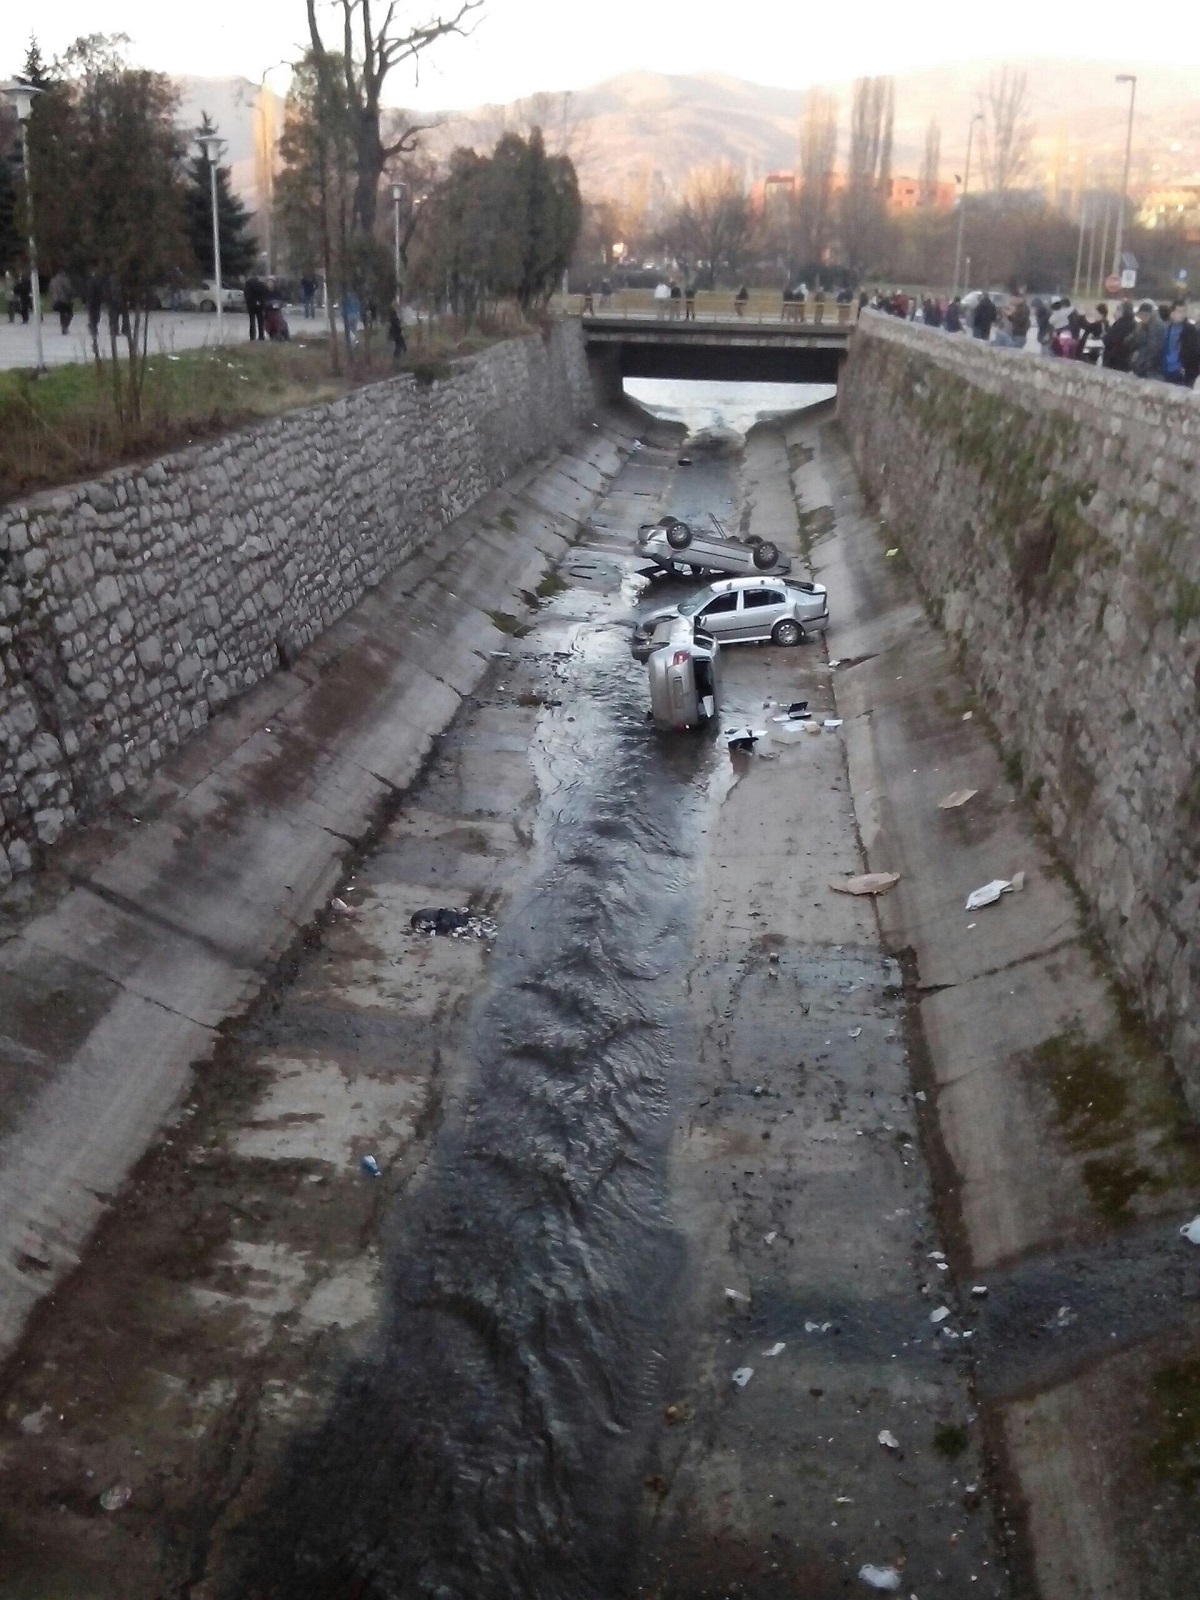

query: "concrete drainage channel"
left=1, top=398, right=1193, bottom=1599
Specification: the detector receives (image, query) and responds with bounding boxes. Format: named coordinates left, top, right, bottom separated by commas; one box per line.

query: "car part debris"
left=726, top=727, right=765, bottom=752
left=410, top=907, right=497, bottom=938
left=732, top=1367, right=754, bottom=1388
left=858, top=1564, right=902, bottom=1591
left=964, top=879, right=1015, bottom=911
left=763, top=1342, right=786, bottom=1356
left=823, top=718, right=843, bottom=729
left=971, top=1284, right=989, bottom=1297
left=849, top=1026, right=862, bottom=1038
left=99, top=1485, right=133, bottom=1512
left=938, top=788, right=978, bottom=809
left=1180, top=1217, right=1200, bottom=1244
left=678, top=455, right=692, bottom=465
left=831, top=872, right=901, bottom=897
left=360, top=1155, right=382, bottom=1178
left=878, top=1429, right=900, bottom=1452
left=804, top=1320, right=834, bottom=1333
left=330, top=897, right=356, bottom=915
left=930, top=1306, right=951, bottom=1323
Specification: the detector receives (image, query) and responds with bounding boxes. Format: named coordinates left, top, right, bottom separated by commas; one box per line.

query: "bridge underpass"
left=583, top=313, right=853, bottom=394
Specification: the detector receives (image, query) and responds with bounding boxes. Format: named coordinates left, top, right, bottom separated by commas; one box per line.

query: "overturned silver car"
left=646, top=621, right=722, bottom=731
left=636, top=514, right=792, bottom=578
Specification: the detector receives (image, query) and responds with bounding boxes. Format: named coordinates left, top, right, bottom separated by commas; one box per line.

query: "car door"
left=692, top=590, right=741, bottom=640
left=739, top=587, right=787, bottom=641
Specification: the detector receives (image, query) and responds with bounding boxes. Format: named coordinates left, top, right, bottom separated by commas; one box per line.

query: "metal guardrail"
left=561, top=290, right=861, bottom=326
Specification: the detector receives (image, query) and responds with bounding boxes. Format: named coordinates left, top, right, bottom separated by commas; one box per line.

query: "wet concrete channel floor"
left=0, top=405, right=1196, bottom=1600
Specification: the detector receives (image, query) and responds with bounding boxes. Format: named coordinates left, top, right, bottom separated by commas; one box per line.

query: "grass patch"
left=535, top=572, right=567, bottom=599
left=498, top=507, right=518, bottom=532
left=932, top=1423, right=969, bottom=1459
left=1148, top=1358, right=1200, bottom=1490
left=0, top=317, right=519, bottom=504
left=486, top=609, right=530, bottom=638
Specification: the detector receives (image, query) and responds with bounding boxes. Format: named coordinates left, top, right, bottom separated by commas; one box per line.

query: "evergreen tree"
left=182, top=113, right=257, bottom=281
left=22, top=35, right=54, bottom=90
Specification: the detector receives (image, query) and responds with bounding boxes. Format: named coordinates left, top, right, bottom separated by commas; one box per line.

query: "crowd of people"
left=870, top=287, right=1199, bottom=387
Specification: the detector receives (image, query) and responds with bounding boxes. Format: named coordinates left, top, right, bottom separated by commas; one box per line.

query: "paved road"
left=0, top=309, right=322, bottom=370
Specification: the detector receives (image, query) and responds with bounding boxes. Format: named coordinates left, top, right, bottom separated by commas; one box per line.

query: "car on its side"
left=632, top=575, right=829, bottom=661
left=636, top=514, right=792, bottom=578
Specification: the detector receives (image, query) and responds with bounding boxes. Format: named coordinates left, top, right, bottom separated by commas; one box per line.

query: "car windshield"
left=677, top=587, right=722, bottom=617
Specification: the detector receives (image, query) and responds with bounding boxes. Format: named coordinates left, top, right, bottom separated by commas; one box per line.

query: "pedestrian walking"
left=944, top=295, right=963, bottom=333
left=48, top=270, right=74, bottom=334
left=12, top=273, right=33, bottom=325
left=244, top=273, right=267, bottom=340
left=388, top=303, right=407, bottom=362
left=300, top=275, right=317, bottom=319
left=971, top=292, right=997, bottom=341
left=734, top=284, right=749, bottom=318
left=684, top=282, right=696, bottom=320
left=582, top=283, right=595, bottom=314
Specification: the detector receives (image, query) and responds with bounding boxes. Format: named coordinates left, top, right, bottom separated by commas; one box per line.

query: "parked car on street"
left=632, top=575, right=829, bottom=661
left=166, top=280, right=246, bottom=313
left=636, top=513, right=792, bottom=578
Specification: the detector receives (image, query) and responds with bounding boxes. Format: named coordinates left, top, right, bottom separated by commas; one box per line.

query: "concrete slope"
left=0, top=418, right=636, bottom=1363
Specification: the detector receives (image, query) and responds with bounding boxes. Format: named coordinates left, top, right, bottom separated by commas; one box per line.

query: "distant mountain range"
left=176, top=59, right=1200, bottom=219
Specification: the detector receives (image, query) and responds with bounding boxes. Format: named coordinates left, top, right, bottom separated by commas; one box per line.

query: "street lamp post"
left=390, top=182, right=407, bottom=298
left=2, top=81, right=45, bottom=371
left=197, top=131, right=226, bottom=344
left=952, top=113, right=983, bottom=298
left=1111, top=74, right=1137, bottom=281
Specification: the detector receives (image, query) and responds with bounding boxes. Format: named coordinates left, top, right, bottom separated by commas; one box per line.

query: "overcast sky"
left=8, top=0, right=1192, bottom=109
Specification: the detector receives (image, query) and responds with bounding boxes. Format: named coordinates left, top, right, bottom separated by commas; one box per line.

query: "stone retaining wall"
left=839, top=313, right=1200, bottom=1092
left=0, top=323, right=594, bottom=876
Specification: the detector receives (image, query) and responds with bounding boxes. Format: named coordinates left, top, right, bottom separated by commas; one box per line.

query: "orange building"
left=886, top=176, right=957, bottom=212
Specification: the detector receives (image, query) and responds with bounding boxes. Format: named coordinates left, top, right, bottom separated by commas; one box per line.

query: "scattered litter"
left=835, top=1495, right=854, bottom=1504
left=827, top=658, right=843, bottom=668
left=824, top=718, right=844, bottom=730
left=886, top=548, right=899, bottom=558
left=19, top=1405, right=52, bottom=1436
left=1179, top=1217, right=1200, bottom=1245
left=726, top=728, right=765, bottom=752
left=410, top=907, right=497, bottom=939
left=767, top=952, right=780, bottom=964
left=804, top=720, right=823, bottom=736
left=858, top=1565, right=902, bottom=1592
left=938, top=788, right=978, bottom=810
left=99, top=1485, right=133, bottom=1512
left=763, top=1341, right=786, bottom=1357
left=1047, top=1304, right=1076, bottom=1329
left=724, top=1287, right=750, bottom=1304
left=732, top=1367, right=754, bottom=1388
left=928, top=1251, right=945, bottom=1261
left=831, top=872, right=901, bottom=897
left=330, top=897, right=356, bottom=916
left=489, top=649, right=512, bottom=658
left=964, top=879, right=1015, bottom=911
left=805, top=1320, right=834, bottom=1334
left=967, top=922, right=977, bottom=930
left=1011, top=870, right=1026, bottom=892
left=878, top=1429, right=901, bottom=1452
left=678, top=455, right=693, bottom=465
left=962, top=710, right=973, bottom=720
left=915, top=1090, right=927, bottom=1102
left=971, top=1284, right=989, bottom=1298
left=930, top=1306, right=951, bottom=1324
left=632, top=440, right=643, bottom=450
left=663, top=1401, right=692, bottom=1425
left=849, top=1027, right=862, bottom=1039
left=764, top=1230, right=778, bottom=1244
left=360, top=1155, right=382, bottom=1178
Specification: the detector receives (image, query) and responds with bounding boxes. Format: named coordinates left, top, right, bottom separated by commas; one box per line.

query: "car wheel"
left=666, top=522, right=693, bottom=550
left=771, top=618, right=804, bottom=647
left=753, top=541, right=780, bottom=569
left=199, top=298, right=216, bottom=312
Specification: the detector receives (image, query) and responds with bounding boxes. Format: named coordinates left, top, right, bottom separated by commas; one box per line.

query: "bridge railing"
left=559, top=289, right=861, bottom=325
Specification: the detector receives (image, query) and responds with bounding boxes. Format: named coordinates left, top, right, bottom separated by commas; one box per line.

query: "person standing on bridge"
left=684, top=282, right=696, bottom=320
left=971, top=292, right=997, bottom=341
left=944, top=295, right=963, bottom=333
left=654, top=280, right=670, bottom=320
left=1162, top=301, right=1199, bottom=387
left=1130, top=300, right=1167, bottom=379
left=669, top=281, right=682, bottom=320
left=734, top=284, right=749, bottom=318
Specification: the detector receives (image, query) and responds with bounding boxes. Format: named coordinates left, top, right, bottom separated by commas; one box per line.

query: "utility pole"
left=3, top=81, right=45, bottom=371
left=1073, top=202, right=1087, bottom=298
left=952, top=113, right=982, bottom=297
left=197, top=132, right=226, bottom=344
left=391, top=182, right=407, bottom=298
left=1111, top=75, right=1137, bottom=280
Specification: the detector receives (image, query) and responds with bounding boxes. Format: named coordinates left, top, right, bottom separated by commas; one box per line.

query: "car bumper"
left=803, top=609, right=830, bottom=634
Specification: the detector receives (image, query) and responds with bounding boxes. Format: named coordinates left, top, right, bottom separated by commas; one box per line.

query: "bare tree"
left=978, top=66, right=1033, bottom=195
left=303, top=0, right=481, bottom=237
left=842, top=76, right=894, bottom=273
left=919, top=117, right=940, bottom=206
left=796, top=89, right=837, bottom=267
left=660, top=164, right=754, bottom=286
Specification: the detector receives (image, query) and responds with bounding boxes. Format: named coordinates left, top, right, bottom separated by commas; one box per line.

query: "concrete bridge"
left=583, top=310, right=855, bottom=390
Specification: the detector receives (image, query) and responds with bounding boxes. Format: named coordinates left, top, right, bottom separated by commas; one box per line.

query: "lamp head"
left=197, top=131, right=225, bottom=165
left=391, top=182, right=406, bottom=202
left=1116, top=74, right=1136, bottom=85
left=2, top=81, right=41, bottom=123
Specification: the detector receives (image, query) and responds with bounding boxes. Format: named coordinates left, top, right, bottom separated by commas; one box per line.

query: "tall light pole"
left=952, top=113, right=982, bottom=297
left=3, top=81, right=45, bottom=371
left=1111, top=74, right=1137, bottom=280
left=390, top=182, right=407, bottom=300
left=197, top=131, right=227, bottom=344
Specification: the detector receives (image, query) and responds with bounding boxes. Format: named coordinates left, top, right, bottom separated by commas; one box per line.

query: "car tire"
left=199, top=299, right=216, bottom=313
left=753, top=541, right=780, bottom=569
left=666, top=522, right=693, bottom=550
left=771, top=618, right=804, bottom=647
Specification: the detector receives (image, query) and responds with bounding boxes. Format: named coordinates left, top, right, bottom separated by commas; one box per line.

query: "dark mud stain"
left=1148, top=1356, right=1200, bottom=1490
left=232, top=627, right=716, bottom=1600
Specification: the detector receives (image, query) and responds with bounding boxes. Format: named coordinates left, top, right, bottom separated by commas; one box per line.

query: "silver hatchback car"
left=632, top=576, right=829, bottom=660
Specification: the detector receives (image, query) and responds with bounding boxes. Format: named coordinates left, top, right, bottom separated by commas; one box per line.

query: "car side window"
left=699, top=594, right=738, bottom=616
left=743, top=590, right=784, bottom=609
